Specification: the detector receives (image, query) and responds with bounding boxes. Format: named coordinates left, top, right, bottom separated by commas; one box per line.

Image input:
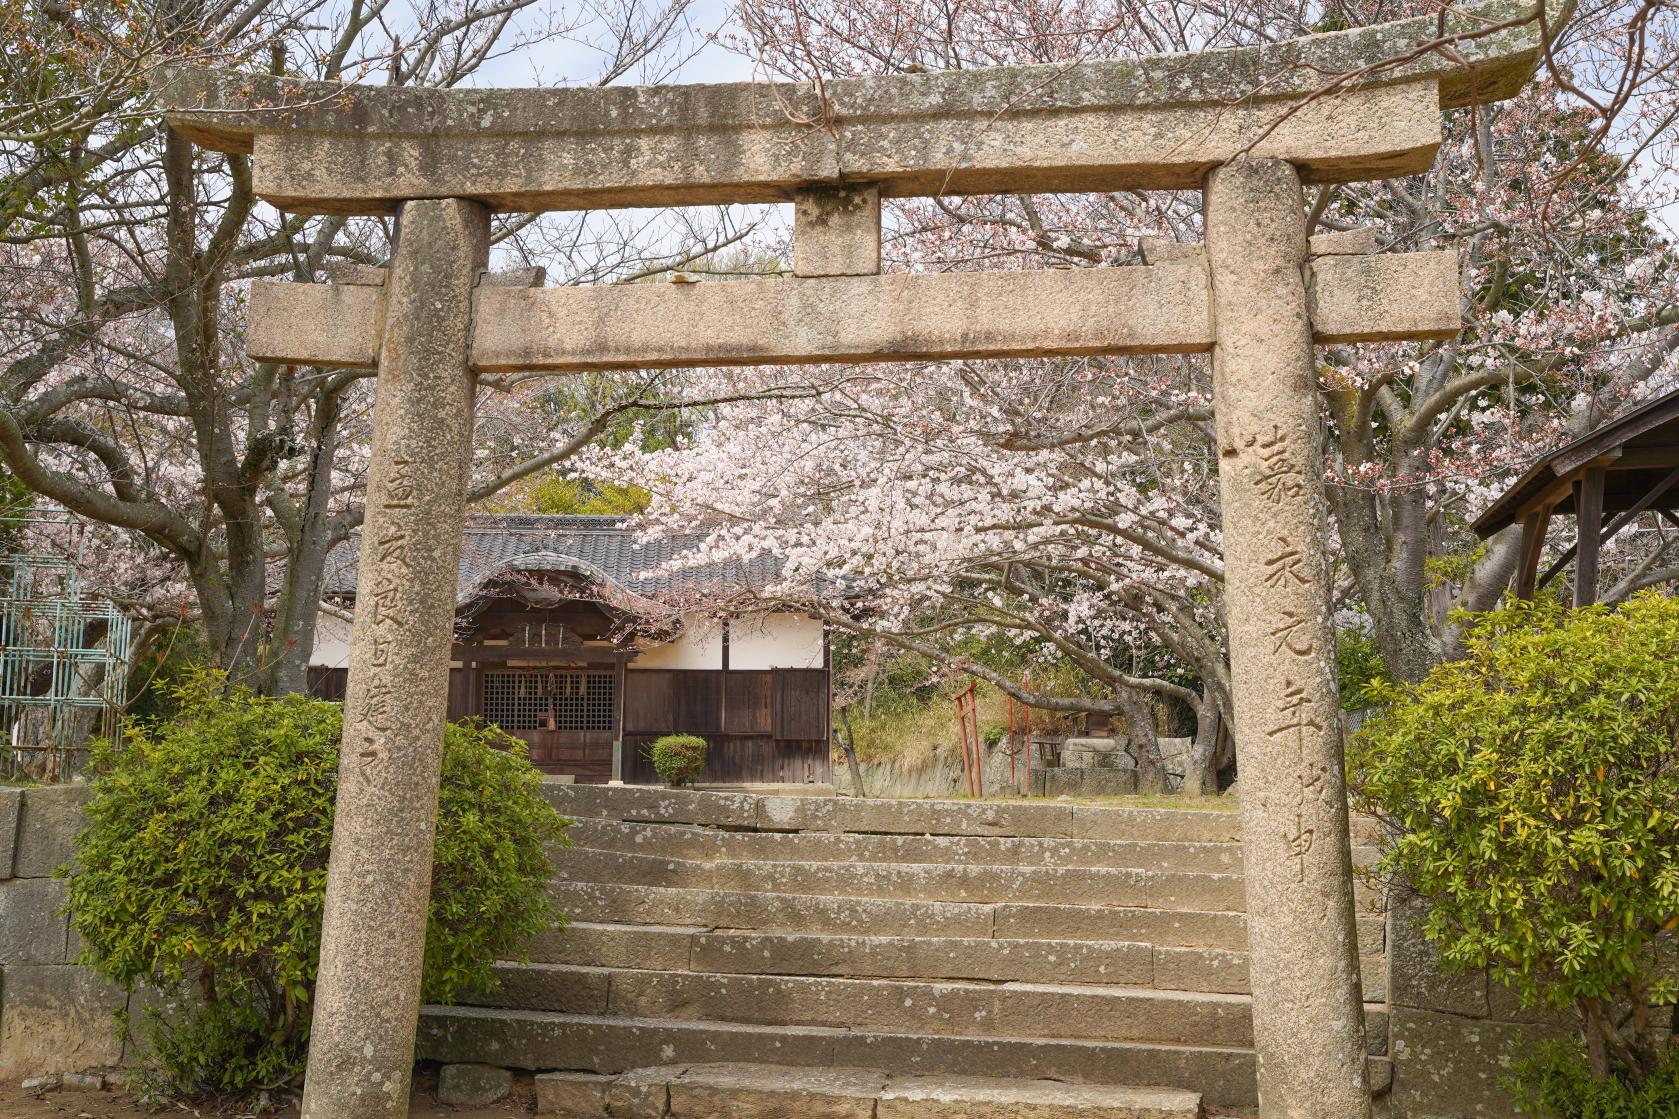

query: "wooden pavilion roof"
left=1472, top=389, right=1679, bottom=539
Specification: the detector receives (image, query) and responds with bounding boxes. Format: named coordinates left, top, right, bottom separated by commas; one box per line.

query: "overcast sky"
left=471, top=0, right=756, bottom=90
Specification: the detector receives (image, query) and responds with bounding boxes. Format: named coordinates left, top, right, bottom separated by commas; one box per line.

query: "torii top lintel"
left=156, top=0, right=1563, bottom=217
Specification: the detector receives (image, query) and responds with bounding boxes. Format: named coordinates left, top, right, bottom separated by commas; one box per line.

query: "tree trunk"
left=1118, top=687, right=1167, bottom=795
left=264, top=390, right=345, bottom=696
left=1181, top=690, right=1223, bottom=797
left=837, top=705, right=867, bottom=797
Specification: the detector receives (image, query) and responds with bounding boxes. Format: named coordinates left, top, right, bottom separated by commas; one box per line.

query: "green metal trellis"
left=0, top=549, right=130, bottom=780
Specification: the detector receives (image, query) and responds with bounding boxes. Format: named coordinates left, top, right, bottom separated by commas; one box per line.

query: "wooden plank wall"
left=308, top=666, right=348, bottom=702
left=622, top=668, right=829, bottom=785
left=315, top=662, right=830, bottom=785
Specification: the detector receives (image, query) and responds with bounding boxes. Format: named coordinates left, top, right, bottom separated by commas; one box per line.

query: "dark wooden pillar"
left=611, top=654, right=627, bottom=784
left=1515, top=509, right=1551, bottom=600
left=1573, top=468, right=1607, bottom=607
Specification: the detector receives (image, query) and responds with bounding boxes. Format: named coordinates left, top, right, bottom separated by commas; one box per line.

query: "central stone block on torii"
left=150, top=2, right=1567, bottom=1117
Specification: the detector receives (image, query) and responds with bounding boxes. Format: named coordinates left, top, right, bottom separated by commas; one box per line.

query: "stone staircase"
left=416, top=784, right=1389, bottom=1117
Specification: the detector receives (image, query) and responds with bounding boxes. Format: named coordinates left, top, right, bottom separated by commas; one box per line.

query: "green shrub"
left=1335, top=623, right=1394, bottom=711
left=1510, top=1041, right=1679, bottom=1118
left=980, top=721, right=1006, bottom=748
left=1349, top=595, right=1679, bottom=1086
left=64, top=671, right=570, bottom=1099
left=650, top=733, right=707, bottom=785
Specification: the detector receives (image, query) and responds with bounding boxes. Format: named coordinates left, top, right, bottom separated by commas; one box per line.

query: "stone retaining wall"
left=1386, top=890, right=1577, bottom=1118
left=837, top=737, right=1200, bottom=800
left=0, top=784, right=130, bottom=1083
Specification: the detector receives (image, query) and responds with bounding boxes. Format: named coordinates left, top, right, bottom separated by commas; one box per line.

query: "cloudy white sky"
left=470, top=0, right=757, bottom=89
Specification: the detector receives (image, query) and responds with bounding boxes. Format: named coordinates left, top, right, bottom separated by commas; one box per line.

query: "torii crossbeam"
left=155, top=3, right=1561, bottom=1116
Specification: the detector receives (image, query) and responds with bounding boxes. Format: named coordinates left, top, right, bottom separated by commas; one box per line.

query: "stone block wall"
left=1386, top=890, right=1575, bottom=1118
left=0, top=784, right=131, bottom=1082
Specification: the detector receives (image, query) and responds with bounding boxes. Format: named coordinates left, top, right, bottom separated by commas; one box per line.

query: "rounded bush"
left=1349, top=594, right=1679, bottom=1087
left=63, top=671, right=570, bottom=1099
left=650, top=733, right=707, bottom=786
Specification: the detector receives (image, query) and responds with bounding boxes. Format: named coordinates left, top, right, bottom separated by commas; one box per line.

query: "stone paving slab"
left=534, top=1070, right=614, bottom=1117
left=993, top=903, right=1387, bottom=956
left=668, top=1064, right=886, bottom=1119
left=544, top=782, right=1379, bottom=847
left=527, top=921, right=703, bottom=972
left=876, top=1071, right=1201, bottom=1118
left=534, top=1062, right=1203, bottom=1118
left=543, top=783, right=1267, bottom=844
left=524, top=923, right=1387, bottom=1001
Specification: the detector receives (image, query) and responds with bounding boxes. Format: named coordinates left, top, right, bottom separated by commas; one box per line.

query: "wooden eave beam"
left=455, top=645, right=639, bottom=664
left=1500, top=452, right=1623, bottom=529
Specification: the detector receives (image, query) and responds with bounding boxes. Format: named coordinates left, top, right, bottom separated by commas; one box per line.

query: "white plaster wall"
left=310, top=613, right=352, bottom=669
left=631, top=625, right=723, bottom=670
left=729, top=613, right=824, bottom=670
left=312, top=610, right=822, bottom=672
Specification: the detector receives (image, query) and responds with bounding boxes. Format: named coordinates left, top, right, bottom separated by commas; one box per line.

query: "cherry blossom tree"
left=585, top=0, right=1679, bottom=790
left=0, top=0, right=817, bottom=693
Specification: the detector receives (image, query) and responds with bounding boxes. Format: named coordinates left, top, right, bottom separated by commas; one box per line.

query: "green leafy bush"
left=1510, top=1041, right=1679, bottom=1118
left=650, top=733, right=707, bottom=785
left=1335, top=624, right=1394, bottom=711
left=1349, top=595, right=1679, bottom=1087
left=64, top=672, right=570, bottom=1099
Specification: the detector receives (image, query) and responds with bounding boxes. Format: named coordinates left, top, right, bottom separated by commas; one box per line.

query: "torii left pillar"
left=301, top=198, right=490, bottom=1119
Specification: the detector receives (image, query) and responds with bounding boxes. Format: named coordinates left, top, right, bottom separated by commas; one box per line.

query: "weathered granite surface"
left=1206, top=156, right=1371, bottom=1117
left=247, top=251, right=1459, bottom=375
left=298, top=198, right=492, bottom=1119
left=155, top=0, right=1561, bottom=215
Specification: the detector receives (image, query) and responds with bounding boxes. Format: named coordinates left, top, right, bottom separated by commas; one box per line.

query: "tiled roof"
left=322, top=513, right=790, bottom=608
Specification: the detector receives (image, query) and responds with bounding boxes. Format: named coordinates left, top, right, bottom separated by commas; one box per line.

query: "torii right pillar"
left=1206, top=156, right=1372, bottom=1119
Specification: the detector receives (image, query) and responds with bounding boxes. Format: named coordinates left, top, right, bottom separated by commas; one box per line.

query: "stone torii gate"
left=156, top=4, right=1553, bottom=1115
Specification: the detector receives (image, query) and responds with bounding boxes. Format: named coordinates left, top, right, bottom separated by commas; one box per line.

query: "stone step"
left=551, top=880, right=999, bottom=939
left=547, top=882, right=1387, bottom=956
left=417, top=1004, right=1264, bottom=1108
left=564, top=815, right=1381, bottom=874
left=536, top=1062, right=1205, bottom=1118
left=563, top=816, right=1248, bottom=873
left=533, top=921, right=1243, bottom=992
left=471, top=962, right=1390, bottom=1051
left=994, top=901, right=1388, bottom=956
left=530, top=923, right=1387, bottom=1000
left=541, top=782, right=1259, bottom=843
left=539, top=923, right=1386, bottom=1002
left=549, top=846, right=1250, bottom=910
left=476, top=963, right=1255, bottom=1046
